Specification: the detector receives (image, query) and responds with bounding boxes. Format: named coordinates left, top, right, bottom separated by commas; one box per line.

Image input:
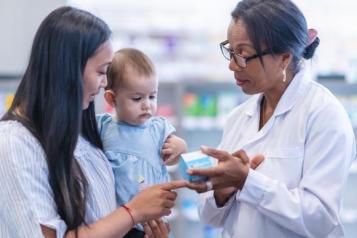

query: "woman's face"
left=227, top=19, right=286, bottom=95
left=82, top=40, right=114, bottom=109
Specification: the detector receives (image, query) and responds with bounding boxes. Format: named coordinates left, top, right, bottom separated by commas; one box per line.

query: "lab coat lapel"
left=240, top=68, right=310, bottom=151
left=241, top=95, right=275, bottom=150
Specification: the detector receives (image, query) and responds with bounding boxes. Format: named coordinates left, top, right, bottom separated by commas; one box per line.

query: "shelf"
left=181, top=117, right=225, bottom=131
left=0, top=75, right=21, bottom=80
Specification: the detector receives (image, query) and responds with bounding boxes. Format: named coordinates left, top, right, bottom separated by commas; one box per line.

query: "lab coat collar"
left=244, top=67, right=311, bottom=118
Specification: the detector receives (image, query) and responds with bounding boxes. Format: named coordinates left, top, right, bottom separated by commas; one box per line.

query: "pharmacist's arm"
left=235, top=106, right=355, bottom=237
left=190, top=105, right=356, bottom=237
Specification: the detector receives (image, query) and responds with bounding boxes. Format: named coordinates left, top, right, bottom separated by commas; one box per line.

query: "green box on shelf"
left=183, top=93, right=200, bottom=116
left=198, top=94, right=217, bottom=117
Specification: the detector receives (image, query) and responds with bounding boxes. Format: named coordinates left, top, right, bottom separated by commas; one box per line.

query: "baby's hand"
left=161, top=135, right=187, bottom=166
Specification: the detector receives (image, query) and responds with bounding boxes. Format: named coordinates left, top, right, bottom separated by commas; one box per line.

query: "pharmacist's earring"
left=280, top=52, right=291, bottom=83
left=282, top=69, right=287, bottom=83
left=104, top=90, right=116, bottom=107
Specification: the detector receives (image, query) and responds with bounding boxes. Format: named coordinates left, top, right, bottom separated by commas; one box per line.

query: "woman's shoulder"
left=75, top=136, right=109, bottom=164
left=0, top=120, right=47, bottom=176
left=309, top=81, right=339, bottom=102
left=304, top=81, right=347, bottom=115
left=0, top=120, right=26, bottom=133
left=0, top=120, right=41, bottom=149
left=75, top=136, right=100, bottom=157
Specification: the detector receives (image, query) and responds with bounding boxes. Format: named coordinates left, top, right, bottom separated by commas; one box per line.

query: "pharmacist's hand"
left=186, top=147, right=264, bottom=193
left=143, top=219, right=170, bottom=238
left=126, top=180, right=187, bottom=223
left=161, top=135, right=187, bottom=166
left=213, top=146, right=264, bottom=206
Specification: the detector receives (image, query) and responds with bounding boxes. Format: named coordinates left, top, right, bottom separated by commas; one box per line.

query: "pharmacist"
left=186, top=0, right=356, bottom=237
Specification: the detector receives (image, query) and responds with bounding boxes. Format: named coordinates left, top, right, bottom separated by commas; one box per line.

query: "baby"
left=97, top=48, right=187, bottom=237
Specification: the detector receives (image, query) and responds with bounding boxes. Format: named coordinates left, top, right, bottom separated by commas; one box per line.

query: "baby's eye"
left=149, top=95, right=156, bottom=100
left=132, top=97, right=141, bottom=102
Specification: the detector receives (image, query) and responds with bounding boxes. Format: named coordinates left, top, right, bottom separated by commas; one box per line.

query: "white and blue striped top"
left=0, top=121, right=117, bottom=238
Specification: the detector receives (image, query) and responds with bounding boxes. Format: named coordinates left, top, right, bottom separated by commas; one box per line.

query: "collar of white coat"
left=244, top=65, right=312, bottom=118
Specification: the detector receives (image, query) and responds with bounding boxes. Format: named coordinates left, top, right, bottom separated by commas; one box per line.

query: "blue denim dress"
left=97, top=114, right=175, bottom=207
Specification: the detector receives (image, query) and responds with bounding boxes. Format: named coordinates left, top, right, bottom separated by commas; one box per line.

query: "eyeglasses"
left=220, top=40, right=269, bottom=68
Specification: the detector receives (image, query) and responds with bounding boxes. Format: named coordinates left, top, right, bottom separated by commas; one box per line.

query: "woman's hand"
left=213, top=149, right=264, bottom=206
left=126, top=180, right=187, bottom=223
left=186, top=147, right=264, bottom=193
left=143, top=219, right=170, bottom=238
left=161, top=135, right=188, bottom=165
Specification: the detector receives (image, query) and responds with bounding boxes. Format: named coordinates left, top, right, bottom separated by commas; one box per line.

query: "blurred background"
left=1, top=0, right=357, bottom=237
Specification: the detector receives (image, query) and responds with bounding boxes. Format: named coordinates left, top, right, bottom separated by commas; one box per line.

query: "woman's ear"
left=104, top=90, right=116, bottom=107
left=281, top=52, right=292, bottom=69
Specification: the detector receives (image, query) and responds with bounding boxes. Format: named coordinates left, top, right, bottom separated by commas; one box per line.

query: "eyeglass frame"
left=219, top=40, right=269, bottom=68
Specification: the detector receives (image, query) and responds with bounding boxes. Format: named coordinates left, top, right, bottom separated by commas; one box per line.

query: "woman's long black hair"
left=2, top=6, right=111, bottom=232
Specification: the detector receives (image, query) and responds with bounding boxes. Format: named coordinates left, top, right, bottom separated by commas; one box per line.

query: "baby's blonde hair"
left=106, top=48, right=155, bottom=91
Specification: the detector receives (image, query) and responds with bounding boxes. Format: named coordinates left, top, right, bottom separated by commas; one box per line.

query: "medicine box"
left=179, top=151, right=213, bottom=182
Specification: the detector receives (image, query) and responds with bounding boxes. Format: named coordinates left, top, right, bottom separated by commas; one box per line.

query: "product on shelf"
left=0, top=93, right=3, bottom=114
left=5, top=94, right=13, bottom=109
left=183, top=92, right=200, bottom=116
left=0, top=92, right=14, bottom=116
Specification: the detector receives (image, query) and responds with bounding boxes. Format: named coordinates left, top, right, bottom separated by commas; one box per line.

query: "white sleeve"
left=0, top=131, right=67, bottom=238
left=237, top=103, right=355, bottom=237
left=198, top=190, right=236, bottom=227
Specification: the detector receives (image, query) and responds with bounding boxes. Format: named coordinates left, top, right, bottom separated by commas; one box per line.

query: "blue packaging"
left=179, top=151, right=213, bottom=182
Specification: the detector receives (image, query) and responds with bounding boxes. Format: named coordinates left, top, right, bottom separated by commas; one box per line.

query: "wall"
left=0, top=0, right=65, bottom=75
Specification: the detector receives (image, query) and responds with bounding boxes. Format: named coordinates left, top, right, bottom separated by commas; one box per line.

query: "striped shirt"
left=0, top=121, right=116, bottom=238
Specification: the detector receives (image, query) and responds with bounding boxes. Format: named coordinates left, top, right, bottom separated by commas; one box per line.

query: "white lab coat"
left=198, top=68, right=356, bottom=238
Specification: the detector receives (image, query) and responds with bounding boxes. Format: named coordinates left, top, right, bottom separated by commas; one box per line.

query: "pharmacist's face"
left=114, top=68, right=158, bottom=126
left=227, top=19, right=286, bottom=95
left=82, top=40, right=113, bottom=109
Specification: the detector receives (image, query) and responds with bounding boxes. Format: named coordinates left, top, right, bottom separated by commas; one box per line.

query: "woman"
left=0, top=6, right=185, bottom=238
left=187, top=0, right=355, bottom=237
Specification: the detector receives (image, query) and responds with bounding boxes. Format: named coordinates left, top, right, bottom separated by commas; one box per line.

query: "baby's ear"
left=104, top=90, right=116, bottom=107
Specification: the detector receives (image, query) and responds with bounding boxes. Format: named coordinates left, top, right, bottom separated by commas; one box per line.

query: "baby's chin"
left=126, top=116, right=151, bottom=126
left=138, top=113, right=152, bottom=122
